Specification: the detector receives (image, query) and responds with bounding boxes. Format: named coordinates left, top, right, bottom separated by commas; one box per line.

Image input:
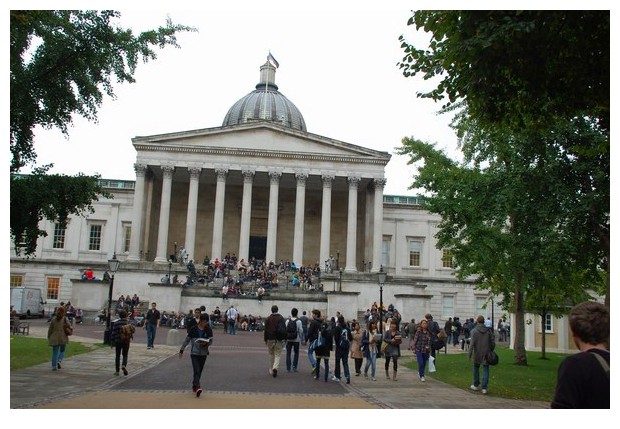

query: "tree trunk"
left=513, top=274, right=528, bottom=365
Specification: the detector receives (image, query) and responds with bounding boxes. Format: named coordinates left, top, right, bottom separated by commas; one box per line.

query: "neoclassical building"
left=10, top=59, right=575, bottom=352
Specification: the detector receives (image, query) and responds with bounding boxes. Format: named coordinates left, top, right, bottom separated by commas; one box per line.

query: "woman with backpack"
left=412, top=319, right=432, bottom=382
left=314, top=321, right=333, bottom=382
left=47, top=305, right=70, bottom=371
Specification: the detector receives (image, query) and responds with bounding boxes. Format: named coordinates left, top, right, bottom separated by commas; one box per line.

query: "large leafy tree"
left=397, top=11, right=609, bottom=364
left=10, top=10, right=195, bottom=256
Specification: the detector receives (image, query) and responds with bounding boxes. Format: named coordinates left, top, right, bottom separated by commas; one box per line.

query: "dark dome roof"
left=222, top=61, right=307, bottom=131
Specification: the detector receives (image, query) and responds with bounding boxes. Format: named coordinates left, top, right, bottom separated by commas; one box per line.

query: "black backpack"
left=275, top=317, right=287, bottom=341
left=286, top=318, right=298, bottom=340
left=338, top=327, right=350, bottom=349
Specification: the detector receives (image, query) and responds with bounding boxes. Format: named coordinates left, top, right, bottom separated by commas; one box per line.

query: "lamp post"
left=174, top=242, right=177, bottom=262
left=167, top=259, right=172, bottom=284
left=317, top=267, right=321, bottom=291
left=377, top=265, right=387, bottom=356
left=339, top=267, right=343, bottom=292
left=336, top=250, right=340, bottom=270
left=103, top=253, right=120, bottom=345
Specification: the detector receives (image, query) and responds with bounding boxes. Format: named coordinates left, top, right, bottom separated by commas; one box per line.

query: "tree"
left=10, top=10, right=195, bottom=256
left=396, top=11, right=609, bottom=364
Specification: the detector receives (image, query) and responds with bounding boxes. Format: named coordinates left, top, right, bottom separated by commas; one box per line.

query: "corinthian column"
left=371, top=178, right=386, bottom=272
left=293, top=172, right=308, bottom=266
left=238, top=170, right=255, bottom=262
left=319, top=174, right=334, bottom=269
left=154, top=165, right=175, bottom=263
left=211, top=168, right=228, bottom=261
left=265, top=171, right=281, bottom=264
left=127, top=163, right=147, bottom=261
left=184, top=167, right=201, bottom=262
left=345, top=176, right=360, bottom=272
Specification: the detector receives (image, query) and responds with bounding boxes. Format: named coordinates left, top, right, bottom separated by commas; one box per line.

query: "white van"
left=11, top=287, right=45, bottom=318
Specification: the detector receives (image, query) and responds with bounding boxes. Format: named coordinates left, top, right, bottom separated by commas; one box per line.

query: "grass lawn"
left=404, top=345, right=569, bottom=402
left=10, top=336, right=103, bottom=370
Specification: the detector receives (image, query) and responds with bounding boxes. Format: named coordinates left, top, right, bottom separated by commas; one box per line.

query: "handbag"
left=64, top=322, right=73, bottom=336
left=428, top=355, right=436, bottom=372
left=381, top=340, right=389, bottom=354
left=486, top=350, right=499, bottom=365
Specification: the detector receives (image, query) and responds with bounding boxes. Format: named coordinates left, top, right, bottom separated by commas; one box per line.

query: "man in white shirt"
left=226, top=305, right=238, bottom=335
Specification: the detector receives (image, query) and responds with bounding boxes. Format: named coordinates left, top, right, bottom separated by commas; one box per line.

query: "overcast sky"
left=19, top=3, right=469, bottom=196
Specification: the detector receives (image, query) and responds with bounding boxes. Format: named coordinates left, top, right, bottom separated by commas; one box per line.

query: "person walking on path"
left=144, top=302, right=161, bottom=349
left=110, top=309, right=134, bottom=376
left=350, top=321, right=364, bottom=377
left=362, top=320, right=379, bottom=381
left=264, top=305, right=286, bottom=377
left=47, top=305, right=70, bottom=371
left=468, top=315, right=495, bottom=394
left=333, top=315, right=352, bottom=383
left=551, top=301, right=610, bottom=409
left=179, top=313, right=214, bottom=397
left=285, top=308, right=303, bottom=372
left=299, top=310, right=309, bottom=344
left=383, top=320, right=402, bottom=381
left=306, top=309, right=322, bottom=375
left=411, top=319, right=432, bottom=382
left=314, top=320, right=333, bottom=382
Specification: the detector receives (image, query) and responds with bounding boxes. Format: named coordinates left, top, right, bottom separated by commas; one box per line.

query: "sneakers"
left=482, top=389, right=488, bottom=394
left=346, top=378, right=350, bottom=384
left=311, top=367, right=317, bottom=375
left=114, top=371, right=119, bottom=376
left=331, top=376, right=340, bottom=382
left=272, top=369, right=277, bottom=378
left=371, top=377, right=377, bottom=381
left=196, top=388, right=203, bottom=398
left=122, top=366, right=128, bottom=376
left=420, top=376, right=425, bottom=382
left=363, top=372, right=368, bottom=378
left=470, top=384, right=479, bottom=391
left=57, top=363, right=62, bottom=370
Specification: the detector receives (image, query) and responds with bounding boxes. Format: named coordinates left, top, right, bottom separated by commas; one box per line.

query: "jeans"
left=315, top=357, right=330, bottom=381
left=307, top=341, right=317, bottom=369
left=228, top=320, right=237, bottom=335
left=115, top=342, right=129, bottom=372
left=334, top=348, right=350, bottom=380
left=146, top=324, right=157, bottom=347
left=415, top=351, right=429, bottom=377
left=364, top=351, right=377, bottom=378
left=286, top=341, right=300, bottom=370
left=473, top=363, right=489, bottom=389
left=191, top=354, right=207, bottom=389
left=51, top=344, right=66, bottom=368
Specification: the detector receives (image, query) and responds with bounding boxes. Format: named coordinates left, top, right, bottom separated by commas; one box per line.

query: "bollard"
left=166, top=328, right=184, bottom=346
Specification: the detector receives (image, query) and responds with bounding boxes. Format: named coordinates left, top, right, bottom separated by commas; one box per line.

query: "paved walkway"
left=11, top=326, right=549, bottom=409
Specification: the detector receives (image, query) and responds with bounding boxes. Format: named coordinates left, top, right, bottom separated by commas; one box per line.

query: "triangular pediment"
left=132, top=121, right=389, bottom=162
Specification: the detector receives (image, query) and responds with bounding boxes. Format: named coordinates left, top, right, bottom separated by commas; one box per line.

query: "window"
left=123, top=223, right=132, bottom=253
left=442, top=249, right=454, bottom=268
left=475, top=296, right=487, bottom=317
left=46, top=277, right=60, bottom=300
left=541, top=314, right=554, bottom=333
left=89, top=224, right=102, bottom=251
left=53, top=223, right=66, bottom=249
left=442, top=295, right=455, bottom=319
left=381, top=237, right=390, bottom=268
left=408, top=239, right=423, bottom=267
left=10, top=275, right=23, bottom=287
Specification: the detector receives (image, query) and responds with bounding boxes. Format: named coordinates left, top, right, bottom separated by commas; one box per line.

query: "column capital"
left=321, top=174, right=335, bottom=187
left=161, top=165, right=175, bottom=178
left=215, top=168, right=229, bottom=181
left=269, top=171, right=282, bottom=185
left=134, top=163, right=148, bottom=177
left=188, top=167, right=202, bottom=179
left=347, top=176, right=361, bottom=189
left=295, top=172, right=309, bottom=186
left=373, top=178, right=387, bottom=189
left=242, top=170, right=255, bottom=183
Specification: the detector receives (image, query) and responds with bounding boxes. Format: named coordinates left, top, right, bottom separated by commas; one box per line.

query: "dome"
left=222, top=60, right=307, bottom=131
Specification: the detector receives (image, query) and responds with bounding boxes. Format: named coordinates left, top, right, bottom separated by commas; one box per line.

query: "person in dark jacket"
left=411, top=319, right=432, bottom=382
left=333, top=315, right=352, bottom=383
left=264, top=305, right=286, bottom=377
left=551, top=301, right=609, bottom=409
left=468, top=315, right=495, bottom=394
left=306, top=309, right=322, bottom=374
left=110, top=309, right=132, bottom=376
left=314, top=321, right=333, bottom=382
left=179, top=313, right=213, bottom=397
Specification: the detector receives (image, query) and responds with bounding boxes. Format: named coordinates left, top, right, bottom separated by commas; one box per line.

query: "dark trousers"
left=334, top=348, right=350, bottom=380
left=354, top=358, right=363, bottom=374
left=286, top=341, right=300, bottom=370
left=191, top=354, right=207, bottom=389
left=115, top=342, right=129, bottom=372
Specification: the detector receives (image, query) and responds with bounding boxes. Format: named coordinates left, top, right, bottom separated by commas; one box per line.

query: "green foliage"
left=10, top=10, right=196, bottom=172
left=405, top=346, right=568, bottom=402
left=10, top=336, right=100, bottom=370
left=9, top=11, right=195, bottom=256
left=398, top=11, right=609, bottom=134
